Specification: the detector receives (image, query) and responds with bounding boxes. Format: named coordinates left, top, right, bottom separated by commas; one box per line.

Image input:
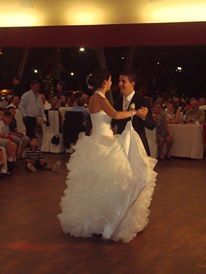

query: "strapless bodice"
left=90, top=111, right=113, bottom=137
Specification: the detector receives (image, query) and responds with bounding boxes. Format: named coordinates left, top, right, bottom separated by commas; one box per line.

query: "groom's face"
left=118, top=75, right=135, bottom=96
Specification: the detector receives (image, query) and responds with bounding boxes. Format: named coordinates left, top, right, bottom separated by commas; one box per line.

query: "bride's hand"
left=130, top=110, right=137, bottom=116
left=136, top=107, right=148, bottom=119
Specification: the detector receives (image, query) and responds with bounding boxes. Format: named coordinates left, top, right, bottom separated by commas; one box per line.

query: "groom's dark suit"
left=113, top=92, right=155, bottom=156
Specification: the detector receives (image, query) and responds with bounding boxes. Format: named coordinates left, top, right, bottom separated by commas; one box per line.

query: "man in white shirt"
left=19, top=80, right=45, bottom=138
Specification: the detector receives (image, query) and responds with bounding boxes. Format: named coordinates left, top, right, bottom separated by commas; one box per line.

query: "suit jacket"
left=112, top=92, right=155, bottom=156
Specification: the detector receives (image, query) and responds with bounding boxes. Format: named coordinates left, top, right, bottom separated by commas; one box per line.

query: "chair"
left=15, top=109, right=26, bottom=133
left=41, top=110, right=64, bottom=153
left=63, top=111, right=88, bottom=149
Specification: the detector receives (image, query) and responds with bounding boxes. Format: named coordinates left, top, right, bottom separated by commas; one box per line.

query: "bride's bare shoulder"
left=89, top=93, right=101, bottom=112
left=89, top=94, right=97, bottom=112
left=89, top=93, right=102, bottom=103
left=89, top=94, right=96, bottom=104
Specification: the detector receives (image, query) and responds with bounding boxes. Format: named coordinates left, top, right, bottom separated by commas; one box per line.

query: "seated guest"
left=65, top=91, right=76, bottom=107
left=1, top=110, right=22, bottom=159
left=24, top=137, right=61, bottom=173
left=70, top=92, right=80, bottom=107
left=199, top=97, right=206, bottom=111
left=55, top=81, right=67, bottom=97
left=8, top=107, right=29, bottom=158
left=51, top=96, right=61, bottom=110
left=152, top=102, right=173, bottom=160
left=165, top=100, right=181, bottom=124
left=185, top=98, right=205, bottom=124
left=172, top=96, right=182, bottom=110
left=38, top=93, right=51, bottom=111
left=80, top=93, right=89, bottom=108
left=0, top=109, right=17, bottom=173
left=7, top=95, right=20, bottom=109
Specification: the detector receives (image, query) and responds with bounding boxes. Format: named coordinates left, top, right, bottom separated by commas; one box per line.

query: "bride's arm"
left=99, top=96, right=136, bottom=120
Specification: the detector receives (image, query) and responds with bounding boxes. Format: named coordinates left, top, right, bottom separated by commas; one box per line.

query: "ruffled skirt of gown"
left=57, top=122, right=157, bottom=243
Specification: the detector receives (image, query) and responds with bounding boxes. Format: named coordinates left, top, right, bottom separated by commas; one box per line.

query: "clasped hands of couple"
left=131, top=106, right=148, bottom=120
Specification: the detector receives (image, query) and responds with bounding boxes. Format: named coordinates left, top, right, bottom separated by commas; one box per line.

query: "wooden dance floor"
left=0, top=155, right=206, bottom=274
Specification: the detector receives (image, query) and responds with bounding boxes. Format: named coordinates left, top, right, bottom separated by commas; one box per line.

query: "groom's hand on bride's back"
left=136, top=107, right=148, bottom=120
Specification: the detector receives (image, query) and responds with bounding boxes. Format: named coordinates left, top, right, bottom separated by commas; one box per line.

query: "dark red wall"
left=1, top=22, right=206, bottom=47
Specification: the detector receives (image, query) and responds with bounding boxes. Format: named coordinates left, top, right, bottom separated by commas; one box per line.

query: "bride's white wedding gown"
left=58, top=96, right=157, bottom=243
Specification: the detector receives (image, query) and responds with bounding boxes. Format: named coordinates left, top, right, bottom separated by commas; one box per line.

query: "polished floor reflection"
left=0, top=155, right=206, bottom=274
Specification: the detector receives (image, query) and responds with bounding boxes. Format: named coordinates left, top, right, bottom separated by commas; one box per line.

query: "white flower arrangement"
left=130, top=103, right=135, bottom=110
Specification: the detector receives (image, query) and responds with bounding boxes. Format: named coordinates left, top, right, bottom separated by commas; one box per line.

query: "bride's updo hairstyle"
left=87, top=69, right=111, bottom=91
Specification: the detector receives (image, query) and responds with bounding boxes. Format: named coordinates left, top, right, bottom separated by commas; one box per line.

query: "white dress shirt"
left=123, top=91, right=135, bottom=110
left=19, top=90, right=45, bottom=118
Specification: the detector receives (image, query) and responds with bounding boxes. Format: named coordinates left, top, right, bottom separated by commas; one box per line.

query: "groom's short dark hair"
left=120, top=70, right=137, bottom=83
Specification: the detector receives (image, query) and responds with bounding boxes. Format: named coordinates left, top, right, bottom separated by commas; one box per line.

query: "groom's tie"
left=123, top=96, right=129, bottom=110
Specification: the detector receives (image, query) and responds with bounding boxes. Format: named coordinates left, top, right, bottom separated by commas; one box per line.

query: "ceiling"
left=0, top=0, right=206, bottom=27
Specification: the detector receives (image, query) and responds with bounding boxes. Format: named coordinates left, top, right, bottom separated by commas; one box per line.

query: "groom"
left=113, top=70, right=155, bottom=156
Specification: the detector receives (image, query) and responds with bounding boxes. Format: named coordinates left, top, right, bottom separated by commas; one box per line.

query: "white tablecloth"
left=145, top=128, right=158, bottom=159
left=169, top=124, right=204, bottom=159
left=59, top=107, right=72, bottom=120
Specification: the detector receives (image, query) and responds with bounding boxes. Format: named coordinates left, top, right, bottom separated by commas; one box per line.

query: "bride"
left=57, top=69, right=157, bottom=243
